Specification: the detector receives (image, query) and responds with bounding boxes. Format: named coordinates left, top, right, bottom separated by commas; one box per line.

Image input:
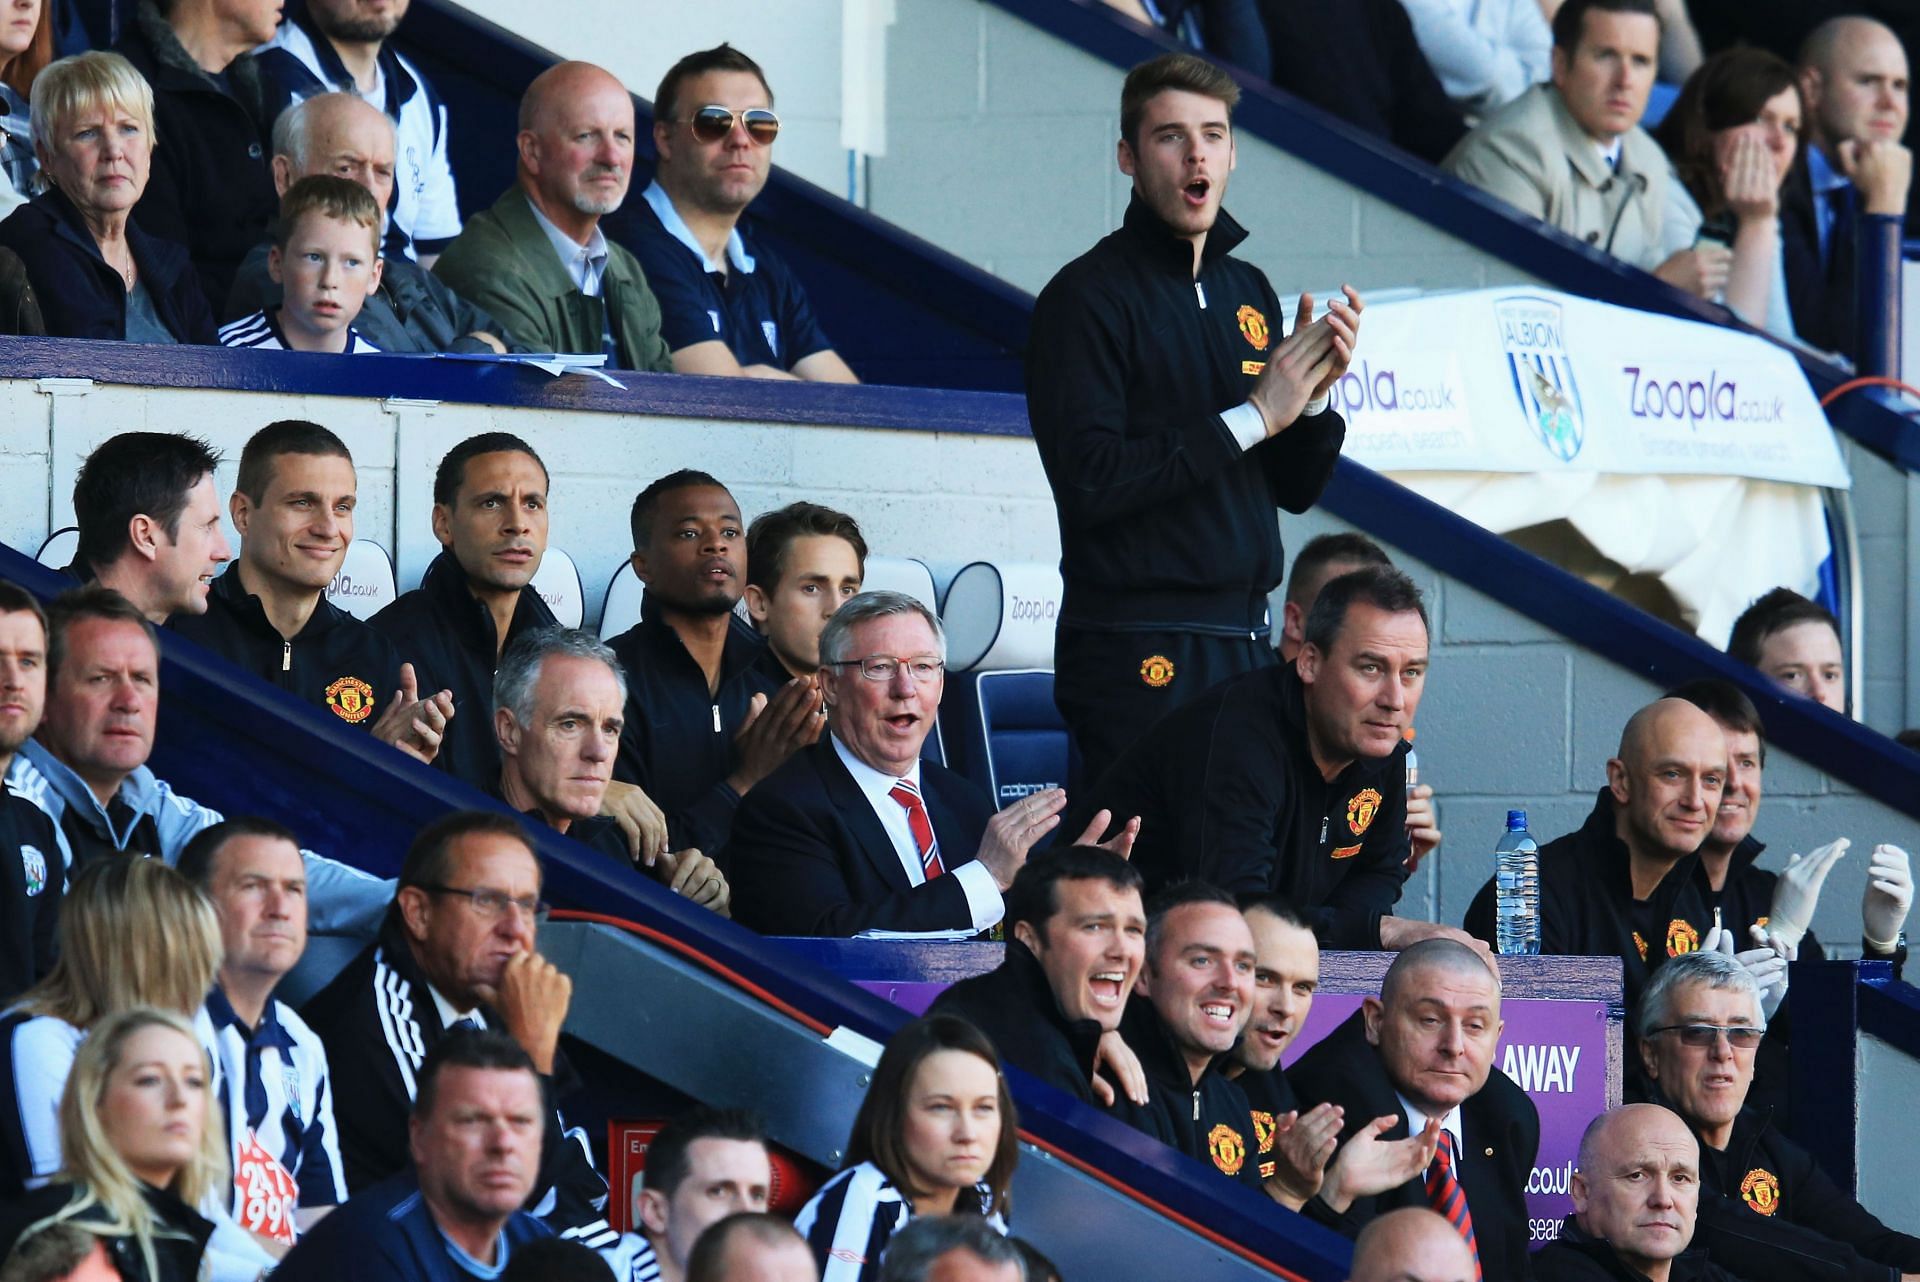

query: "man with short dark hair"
left=605, top=1107, right=771, bottom=1282
left=743, top=501, right=868, bottom=684
left=171, top=420, right=451, bottom=761
left=931, top=846, right=1146, bottom=1104
left=607, top=472, right=811, bottom=859
left=0, top=582, right=59, bottom=1004
left=631, top=45, right=855, bottom=383
left=728, top=591, right=1135, bottom=937
left=8, top=585, right=388, bottom=933
left=1080, top=566, right=1463, bottom=954
left=492, top=627, right=725, bottom=911
left=1278, top=532, right=1392, bottom=665
left=180, top=816, right=346, bottom=1241
left=254, top=0, right=462, bottom=265
left=371, top=434, right=557, bottom=787
left=68, top=432, right=231, bottom=624
left=1289, top=940, right=1538, bottom=1279
left=272, top=1030, right=556, bottom=1282
left=1726, top=588, right=1847, bottom=715
left=300, top=811, right=615, bottom=1247
left=685, top=1214, right=816, bottom=1282
left=1103, top=883, right=1264, bottom=1188
left=1444, top=0, right=1726, bottom=296
left=1029, top=50, right=1359, bottom=790
left=875, top=1216, right=1023, bottom=1282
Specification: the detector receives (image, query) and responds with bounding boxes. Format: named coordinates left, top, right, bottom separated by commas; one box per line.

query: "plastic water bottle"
left=1495, top=810, right=1541, bottom=955
left=1403, top=728, right=1418, bottom=795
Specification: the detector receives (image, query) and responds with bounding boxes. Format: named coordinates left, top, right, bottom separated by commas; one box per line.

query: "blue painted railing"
left=1787, top=960, right=1920, bottom=1195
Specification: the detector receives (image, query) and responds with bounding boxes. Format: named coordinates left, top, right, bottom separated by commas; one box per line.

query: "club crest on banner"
left=1495, top=295, right=1585, bottom=463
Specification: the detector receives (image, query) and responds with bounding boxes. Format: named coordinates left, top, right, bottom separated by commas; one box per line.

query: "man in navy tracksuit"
left=1027, top=51, right=1362, bottom=788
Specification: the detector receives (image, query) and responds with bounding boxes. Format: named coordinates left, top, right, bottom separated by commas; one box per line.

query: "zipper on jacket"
left=281, top=641, right=292, bottom=672
left=1319, top=815, right=1329, bottom=843
left=712, top=704, right=722, bottom=733
left=1193, top=1090, right=1201, bottom=1122
left=1194, top=280, right=1208, bottom=310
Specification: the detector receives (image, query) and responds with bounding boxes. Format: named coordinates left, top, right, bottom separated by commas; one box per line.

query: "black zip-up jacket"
left=0, top=782, right=61, bottom=1007
left=606, top=593, right=782, bottom=856
left=1534, top=1217, right=1745, bottom=1282
left=0, top=1181, right=214, bottom=1282
left=1080, top=660, right=1410, bottom=949
left=369, top=551, right=558, bottom=788
left=1027, top=194, right=1346, bottom=634
left=0, top=187, right=216, bottom=342
left=1465, top=789, right=1712, bottom=1018
left=930, top=940, right=1104, bottom=1105
left=1689, top=1106, right=1920, bottom=1282
left=1103, top=996, right=1263, bottom=1190
left=170, top=565, right=406, bottom=732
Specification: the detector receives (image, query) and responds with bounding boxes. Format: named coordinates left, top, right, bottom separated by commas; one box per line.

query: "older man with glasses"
left=728, top=591, right=1137, bottom=937
left=1638, top=950, right=1920, bottom=1282
left=301, top=810, right=619, bottom=1251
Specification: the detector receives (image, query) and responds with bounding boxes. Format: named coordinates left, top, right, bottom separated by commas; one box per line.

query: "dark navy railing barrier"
left=0, top=539, right=1353, bottom=1282
left=1787, top=960, right=1920, bottom=1195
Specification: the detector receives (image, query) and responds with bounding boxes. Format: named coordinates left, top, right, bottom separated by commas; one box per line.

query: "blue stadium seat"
left=942, top=668, right=1067, bottom=810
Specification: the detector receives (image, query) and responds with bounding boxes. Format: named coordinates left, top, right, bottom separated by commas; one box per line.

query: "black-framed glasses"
left=683, top=106, right=780, bottom=145
left=1646, top=1023, right=1763, bottom=1049
left=420, top=884, right=549, bottom=922
left=825, top=654, right=945, bottom=684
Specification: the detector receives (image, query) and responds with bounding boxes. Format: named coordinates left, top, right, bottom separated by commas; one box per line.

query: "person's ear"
left=270, top=153, right=294, bottom=197
left=515, top=129, right=540, bottom=176
left=630, top=546, right=652, bottom=586
left=1362, top=995, right=1385, bottom=1046
left=267, top=244, right=283, bottom=285
left=1570, top=1170, right=1589, bottom=1214
left=1606, top=757, right=1631, bottom=807
left=1012, top=918, right=1042, bottom=956
left=495, top=707, right=520, bottom=758
left=1799, top=66, right=1824, bottom=113
left=744, top=582, right=771, bottom=626
left=408, top=1115, right=425, bottom=1171
left=1297, top=641, right=1323, bottom=686
left=1639, top=1031, right=1662, bottom=1083
left=636, top=1187, right=671, bottom=1238
left=430, top=502, right=453, bottom=550
left=366, top=254, right=384, bottom=296
left=1116, top=135, right=1137, bottom=178
left=653, top=118, right=674, bottom=162
left=397, top=885, right=433, bottom=941
left=126, top=513, right=160, bottom=563
left=1550, top=44, right=1570, bottom=90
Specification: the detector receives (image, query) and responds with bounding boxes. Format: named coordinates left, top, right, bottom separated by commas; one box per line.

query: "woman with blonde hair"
left=0, top=856, right=222, bottom=1194
left=0, top=1006, right=226, bottom=1282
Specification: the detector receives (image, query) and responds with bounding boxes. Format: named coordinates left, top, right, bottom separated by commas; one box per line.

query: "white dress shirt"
left=1397, top=1089, right=1466, bottom=1175
left=527, top=198, right=611, bottom=297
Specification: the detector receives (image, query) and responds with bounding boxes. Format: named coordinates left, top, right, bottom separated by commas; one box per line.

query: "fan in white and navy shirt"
left=794, top=1162, right=1006, bottom=1282
left=219, top=309, right=382, bottom=354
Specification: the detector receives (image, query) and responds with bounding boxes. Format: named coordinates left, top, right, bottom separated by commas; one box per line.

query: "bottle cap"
left=1506, top=809, right=1527, bottom=829
left=1403, top=727, right=1416, bottom=743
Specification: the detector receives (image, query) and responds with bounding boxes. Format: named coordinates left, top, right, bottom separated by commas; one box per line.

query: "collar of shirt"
left=1395, top=1089, right=1464, bottom=1165
left=525, top=196, right=611, bottom=296
left=641, top=180, right=755, bottom=275
left=1596, top=137, right=1623, bottom=171
left=831, top=732, right=934, bottom=884
left=428, top=983, right=485, bottom=1032
left=436, top=1223, right=512, bottom=1281
left=1808, top=144, right=1850, bottom=197
left=204, top=985, right=297, bottom=1050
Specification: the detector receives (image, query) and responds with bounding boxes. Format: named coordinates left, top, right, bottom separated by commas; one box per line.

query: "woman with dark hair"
left=0, top=0, right=54, bottom=216
left=1654, top=46, right=1805, bottom=340
left=795, top=1015, right=1018, bottom=1282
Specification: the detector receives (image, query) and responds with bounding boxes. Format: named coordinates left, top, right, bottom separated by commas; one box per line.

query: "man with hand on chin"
left=1028, top=51, right=1360, bottom=790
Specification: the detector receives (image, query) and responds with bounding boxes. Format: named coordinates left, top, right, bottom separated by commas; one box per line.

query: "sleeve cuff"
left=952, top=861, right=1006, bottom=933
left=1303, top=392, right=1330, bottom=417
left=1221, top=401, right=1268, bottom=451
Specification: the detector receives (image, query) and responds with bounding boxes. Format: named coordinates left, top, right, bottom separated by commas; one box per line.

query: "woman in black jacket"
left=0, top=49, right=214, bottom=342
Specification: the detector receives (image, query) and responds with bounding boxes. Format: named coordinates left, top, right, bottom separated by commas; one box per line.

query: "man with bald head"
left=1783, top=16, right=1912, bottom=357
left=228, top=94, right=514, bottom=353
left=1466, top=697, right=1721, bottom=1017
left=434, top=61, right=673, bottom=372
left=1290, top=939, right=1538, bottom=1281
left=1349, top=1208, right=1478, bottom=1282
left=1533, top=1104, right=1739, bottom=1282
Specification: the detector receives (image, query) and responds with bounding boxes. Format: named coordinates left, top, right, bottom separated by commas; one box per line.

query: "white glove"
left=1765, top=838, right=1849, bottom=950
left=1863, top=843, right=1914, bottom=952
left=1705, top=925, right=1789, bottom=1020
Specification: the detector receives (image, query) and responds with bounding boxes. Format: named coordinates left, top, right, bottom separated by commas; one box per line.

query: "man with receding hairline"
left=1349, top=1207, right=1478, bottom=1282
left=433, top=61, right=671, bottom=370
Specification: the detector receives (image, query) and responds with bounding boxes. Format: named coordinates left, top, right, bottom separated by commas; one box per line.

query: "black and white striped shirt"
left=219, top=309, right=381, bottom=354
left=794, top=1162, right=1006, bottom=1282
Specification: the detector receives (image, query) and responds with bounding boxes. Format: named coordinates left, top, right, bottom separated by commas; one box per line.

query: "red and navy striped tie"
left=889, top=779, right=946, bottom=879
left=1425, top=1128, right=1482, bottom=1282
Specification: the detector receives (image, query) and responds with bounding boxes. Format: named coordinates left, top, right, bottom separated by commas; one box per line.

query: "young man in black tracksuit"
left=1027, top=51, right=1362, bottom=789
left=932, top=846, right=1147, bottom=1106
left=605, top=472, right=815, bottom=858
left=1101, top=883, right=1264, bottom=1191
left=0, top=584, right=59, bottom=1006
left=369, top=433, right=557, bottom=788
left=170, top=422, right=451, bottom=760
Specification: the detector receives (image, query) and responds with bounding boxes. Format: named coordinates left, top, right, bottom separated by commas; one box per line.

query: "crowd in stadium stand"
left=0, top=2, right=1918, bottom=1279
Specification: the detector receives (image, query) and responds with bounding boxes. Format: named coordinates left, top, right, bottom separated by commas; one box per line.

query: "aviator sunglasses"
left=683, top=105, right=781, bottom=145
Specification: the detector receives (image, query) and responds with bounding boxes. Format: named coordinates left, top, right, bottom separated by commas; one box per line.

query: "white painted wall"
left=1858, top=1033, right=1920, bottom=1225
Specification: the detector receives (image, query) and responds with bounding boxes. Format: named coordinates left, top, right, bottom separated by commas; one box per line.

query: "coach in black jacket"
left=1027, top=52, right=1357, bottom=787
left=1289, top=940, right=1538, bottom=1282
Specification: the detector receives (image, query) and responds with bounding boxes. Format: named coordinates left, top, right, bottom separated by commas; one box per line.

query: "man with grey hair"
left=729, top=591, right=1136, bottom=936
left=1638, top=950, right=1920, bottom=1282
left=225, top=93, right=513, bottom=352
left=492, top=626, right=729, bottom=914
left=875, top=1216, right=1022, bottom=1282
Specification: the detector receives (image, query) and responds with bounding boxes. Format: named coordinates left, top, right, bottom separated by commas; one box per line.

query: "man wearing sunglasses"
left=630, top=45, right=858, bottom=384
left=728, top=591, right=1137, bottom=936
left=302, top=810, right=620, bottom=1250
left=1638, top=950, right=1920, bottom=1282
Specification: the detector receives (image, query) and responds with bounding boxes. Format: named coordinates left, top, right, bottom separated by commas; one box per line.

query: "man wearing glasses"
left=302, top=810, right=619, bottom=1250
left=629, top=45, right=858, bottom=383
left=1637, top=950, right=1920, bottom=1282
left=729, top=591, right=1136, bottom=936
left=433, top=61, right=672, bottom=371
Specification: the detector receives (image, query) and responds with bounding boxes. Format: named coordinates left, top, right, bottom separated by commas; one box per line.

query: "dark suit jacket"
left=1288, top=1011, right=1541, bottom=1282
left=727, top=740, right=996, bottom=936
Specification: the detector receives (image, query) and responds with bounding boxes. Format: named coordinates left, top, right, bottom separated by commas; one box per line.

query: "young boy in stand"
left=221, top=175, right=384, bottom=354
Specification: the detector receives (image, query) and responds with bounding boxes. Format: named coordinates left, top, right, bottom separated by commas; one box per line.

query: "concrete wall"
left=6, top=373, right=1915, bottom=949
left=1858, top=1032, right=1920, bottom=1223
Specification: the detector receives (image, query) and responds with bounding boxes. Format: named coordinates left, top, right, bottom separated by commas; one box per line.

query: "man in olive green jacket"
left=433, top=60, right=672, bottom=372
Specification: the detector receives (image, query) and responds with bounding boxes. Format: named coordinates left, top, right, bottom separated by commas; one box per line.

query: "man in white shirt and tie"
left=727, top=591, right=1136, bottom=937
